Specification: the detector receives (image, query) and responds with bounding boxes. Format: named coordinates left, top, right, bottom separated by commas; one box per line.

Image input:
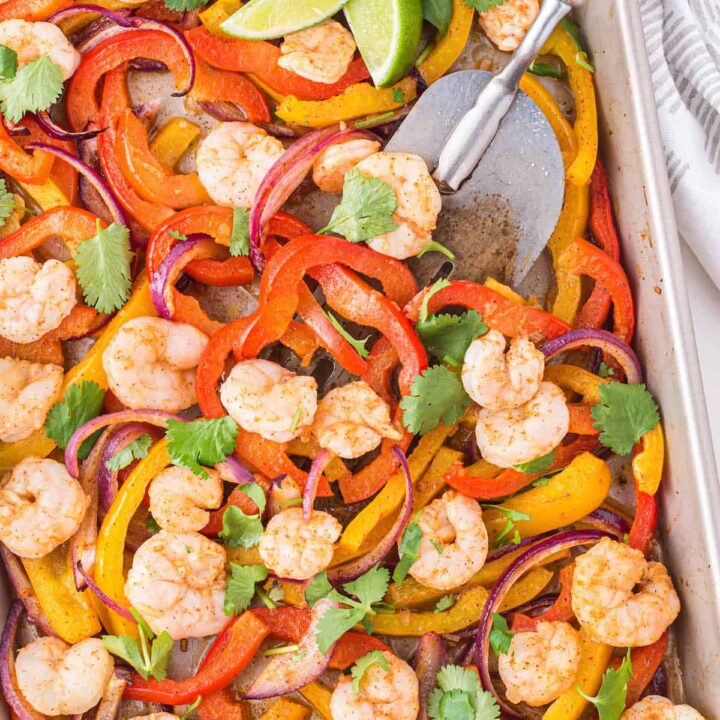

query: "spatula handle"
left=433, top=0, right=577, bottom=191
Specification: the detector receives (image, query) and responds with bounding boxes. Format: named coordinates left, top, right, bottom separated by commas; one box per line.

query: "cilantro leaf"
left=149, top=631, right=174, bottom=681
left=324, top=310, right=370, bottom=359
left=344, top=566, right=390, bottom=608
left=483, top=505, right=531, bottom=549
left=102, top=617, right=174, bottom=682
left=392, top=87, right=407, bottom=103
left=44, top=381, right=105, bottom=459
left=305, top=571, right=334, bottom=608
left=428, top=665, right=500, bottom=720
left=219, top=505, right=263, bottom=548
left=105, top=434, right=152, bottom=472
left=599, top=362, right=616, bottom=378
left=416, top=311, right=488, bottom=364
left=489, top=613, right=514, bottom=655
left=168, top=229, right=187, bottom=241
left=102, top=635, right=145, bottom=677
left=75, top=221, right=133, bottom=314
left=230, top=207, right=250, bottom=257
left=320, top=168, right=398, bottom=243
left=401, top=365, right=472, bottom=435
left=434, top=594, right=455, bottom=613
left=419, top=278, right=451, bottom=322
left=146, top=514, right=161, bottom=535
left=559, top=18, right=595, bottom=73
left=224, top=563, right=269, bottom=615
left=164, top=0, right=210, bottom=10
left=418, top=238, right=456, bottom=261
left=351, top=650, right=389, bottom=694
left=577, top=649, right=632, bottom=720
left=240, top=482, right=266, bottom=514
left=393, top=522, right=422, bottom=584
left=590, top=383, right=660, bottom=455
left=463, top=0, right=507, bottom=13
left=0, top=56, right=63, bottom=123
left=316, top=606, right=366, bottom=655
left=0, top=178, right=18, bottom=229
left=166, top=417, right=239, bottom=477
left=513, top=450, right=555, bottom=475
left=0, top=46, right=17, bottom=80
left=528, top=60, right=565, bottom=79
left=423, top=0, right=453, bottom=37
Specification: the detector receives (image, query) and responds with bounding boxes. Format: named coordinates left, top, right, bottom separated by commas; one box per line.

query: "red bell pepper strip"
left=67, top=30, right=192, bottom=133
left=185, top=27, right=370, bottom=101
left=192, top=57, right=271, bottom=124
left=628, top=478, right=658, bottom=556
left=0, top=0, right=71, bottom=21
left=115, top=109, right=210, bottom=209
left=202, top=485, right=260, bottom=537
left=511, top=563, right=575, bottom=632
left=404, top=280, right=571, bottom=340
left=558, top=238, right=635, bottom=344
left=618, top=633, right=667, bottom=708
left=0, top=116, right=53, bottom=184
left=123, top=612, right=270, bottom=704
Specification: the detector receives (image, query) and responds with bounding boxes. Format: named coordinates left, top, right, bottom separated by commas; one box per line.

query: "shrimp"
left=313, top=139, right=381, bottom=194
left=258, top=507, right=341, bottom=581
left=196, top=122, right=284, bottom=209
left=0, top=20, right=81, bottom=80
left=148, top=466, right=224, bottom=533
left=125, top=530, right=227, bottom=639
left=477, top=0, right=540, bottom=52
left=220, top=359, right=318, bottom=443
left=330, top=650, right=419, bottom=720
left=0, top=257, right=77, bottom=344
left=15, top=636, right=114, bottom=716
left=0, top=457, right=89, bottom=559
left=461, top=330, right=545, bottom=411
left=278, top=19, right=356, bottom=84
left=497, top=621, right=581, bottom=707
left=571, top=537, right=681, bottom=647
left=407, top=490, right=488, bottom=591
left=102, top=317, right=208, bottom=412
left=474, top=381, right=569, bottom=467
left=312, top=381, right=402, bottom=459
left=354, top=152, right=442, bottom=259
left=622, top=696, right=706, bottom=720
left=0, top=357, right=63, bottom=443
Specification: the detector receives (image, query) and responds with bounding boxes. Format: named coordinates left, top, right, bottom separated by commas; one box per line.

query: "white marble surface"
left=682, top=243, right=720, bottom=475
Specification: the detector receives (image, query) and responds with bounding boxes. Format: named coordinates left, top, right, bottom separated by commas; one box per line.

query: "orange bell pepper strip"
left=114, top=109, right=210, bottom=209
left=185, top=26, right=370, bottom=101
left=260, top=699, right=311, bottom=720
left=150, top=118, right=201, bottom=171
left=0, top=116, right=53, bottom=184
left=0, top=0, right=71, bottom=20
left=619, top=633, right=667, bottom=708
left=511, top=563, right=575, bottom=632
left=199, top=688, right=249, bottom=720
left=418, top=0, right=474, bottom=85
left=568, top=403, right=599, bottom=435
left=632, top=424, right=665, bottom=496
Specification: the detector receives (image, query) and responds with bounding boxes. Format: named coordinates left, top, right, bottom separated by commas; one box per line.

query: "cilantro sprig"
left=428, top=665, right=500, bottom=720
left=434, top=594, right=455, bottom=613
left=105, top=434, right=152, bottom=472
left=513, top=450, right=555, bottom=475
left=230, top=207, right=250, bottom=257
left=164, top=0, right=211, bottom=10
left=489, top=613, right=514, bottom=655
left=393, top=521, right=422, bottom=584
left=324, top=310, right=370, bottom=359
left=0, top=54, right=64, bottom=123
left=166, top=417, right=239, bottom=477
left=44, top=381, right=105, bottom=459
left=423, top=0, right=453, bottom=38
left=351, top=650, right=389, bottom=694
left=483, top=505, right=531, bottom=549
left=560, top=18, right=596, bottom=73
left=463, top=0, right=507, bottom=13
left=218, top=484, right=266, bottom=549
left=224, top=564, right=269, bottom=616
left=577, top=649, right=633, bottom=720
left=417, top=311, right=488, bottom=364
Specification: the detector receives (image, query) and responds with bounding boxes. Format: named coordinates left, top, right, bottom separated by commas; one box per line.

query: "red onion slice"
left=582, top=507, right=631, bottom=538
left=413, top=632, right=447, bottom=720
left=245, top=598, right=340, bottom=699
left=0, top=548, right=56, bottom=638
left=541, top=328, right=642, bottom=383
left=199, top=101, right=248, bottom=123
left=474, top=529, right=611, bottom=718
left=222, top=454, right=255, bottom=485
left=50, top=4, right=134, bottom=28
left=302, top=450, right=332, bottom=522
left=504, top=593, right=558, bottom=619
left=327, top=446, right=413, bottom=584
left=75, top=563, right=134, bottom=621
left=34, top=111, right=106, bottom=142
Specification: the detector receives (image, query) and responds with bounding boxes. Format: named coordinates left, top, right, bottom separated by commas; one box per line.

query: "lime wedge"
left=344, top=0, right=423, bottom=88
left=221, top=0, right=351, bottom=40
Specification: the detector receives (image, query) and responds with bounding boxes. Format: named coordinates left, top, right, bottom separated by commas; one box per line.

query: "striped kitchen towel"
left=638, top=0, right=720, bottom=287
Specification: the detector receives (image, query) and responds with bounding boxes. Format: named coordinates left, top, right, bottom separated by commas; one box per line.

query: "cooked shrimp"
left=312, top=381, right=402, bottom=459
left=15, top=636, right=113, bottom=716
left=125, top=530, right=227, bottom=639
left=313, top=139, right=381, bottom=194
left=622, top=696, right=706, bottom=720
left=0, top=357, right=63, bottom=442
left=220, top=359, right=318, bottom=443
left=102, top=317, right=208, bottom=412
left=498, top=621, right=581, bottom=707
left=354, top=152, right=442, bottom=259
left=407, top=490, right=488, bottom=591
left=0, top=257, right=77, bottom=344
left=474, top=380, right=569, bottom=467
left=196, top=122, right=284, bottom=209
left=258, top=507, right=341, bottom=581
left=462, top=330, right=545, bottom=411
left=148, top=466, right=224, bottom=533
left=0, top=20, right=81, bottom=80
left=268, top=475, right=302, bottom=516
left=0, top=457, right=89, bottom=559
left=571, top=537, right=681, bottom=647
left=278, top=20, right=356, bottom=84
left=330, top=650, right=419, bottom=720
left=477, top=0, right=540, bottom=52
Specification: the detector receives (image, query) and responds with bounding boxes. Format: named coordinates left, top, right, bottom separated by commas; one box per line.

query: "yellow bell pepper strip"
left=483, top=277, right=525, bottom=305
left=542, top=629, right=612, bottom=720
left=544, top=363, right=608, bottom=404
left=0, top=275, right=156, bottom=470
left=483, top=452, right=611, bottom=544
left=413, top=447, right=464, bottom=511
left=271, top=579, right=307, bottom=607
left=417, top=0, right=474, bottom=85
left=299, top=682, right=333, bottom=720
left=632, top=424, right=665, bottom=496
left=96, top=439, right=171, bottom=637
left=287, top=438, right=349, bottom=483
left=260, top=697, right=312, bottom=720
left=542, top=26, right=598, bottom=187
left=336, top=424, right=455, bottom=555
left=18, top=177, right=71, bottom=211
left=149, top=118, right=202, bottom=171
left=227, top=546, right=262, bottom=565
left=275, top=77, right=418, bottom=129
left=200, top=0, right=244, bottom=35
left=22, top=544, right=101, bottom=644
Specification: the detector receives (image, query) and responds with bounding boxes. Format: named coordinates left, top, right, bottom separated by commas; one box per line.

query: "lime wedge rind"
left=221, top=0, right=351, bottom=40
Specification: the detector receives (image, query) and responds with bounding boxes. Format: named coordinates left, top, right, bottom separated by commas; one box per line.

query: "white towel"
left=638, top=0, right=720, bottom=288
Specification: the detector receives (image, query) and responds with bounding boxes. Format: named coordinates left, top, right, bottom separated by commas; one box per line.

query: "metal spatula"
left=387, top=0, right=580, bottom=287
